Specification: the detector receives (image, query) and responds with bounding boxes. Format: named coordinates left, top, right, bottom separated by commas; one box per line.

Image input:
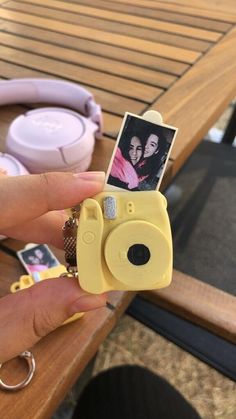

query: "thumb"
left=0, top=171, right=105, bottom=230
left=0, top=277, right=107, bottom=363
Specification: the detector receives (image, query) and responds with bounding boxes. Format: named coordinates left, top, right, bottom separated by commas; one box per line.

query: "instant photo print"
left=17, top=244, right=60, bottom=275
left=73, top=110, right=178, bottom=294
left=105, top=112, right=177, bottom=192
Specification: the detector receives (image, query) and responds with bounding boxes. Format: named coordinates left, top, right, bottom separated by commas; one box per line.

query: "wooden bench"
left=0, top=1, right=236, bottom=417
left=141, top=270, right=236, bottom=344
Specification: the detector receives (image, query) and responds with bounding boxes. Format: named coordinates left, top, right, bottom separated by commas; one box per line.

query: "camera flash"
left=103, top=196, right=117, bottom=220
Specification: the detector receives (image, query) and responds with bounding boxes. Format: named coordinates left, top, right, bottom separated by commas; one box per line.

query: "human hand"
left=0, top=171, right=107, bottom=363
left=0, top=171, right=105, bottom=247
left=0, top=276, right=106, bottom=363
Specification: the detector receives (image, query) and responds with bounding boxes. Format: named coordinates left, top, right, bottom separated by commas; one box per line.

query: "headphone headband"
left=0, top=78, right=102, bottom=135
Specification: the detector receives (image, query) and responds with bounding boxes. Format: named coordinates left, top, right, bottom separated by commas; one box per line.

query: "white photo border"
left=17, top=244, right=60, bottom=274
left=105, top=112, right=178, bottom=191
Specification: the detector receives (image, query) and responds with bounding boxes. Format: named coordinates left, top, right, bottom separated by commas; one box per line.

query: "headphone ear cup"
left=6, top=108, right=97, bottom=173
left=0, top=152, right=29, bottom=176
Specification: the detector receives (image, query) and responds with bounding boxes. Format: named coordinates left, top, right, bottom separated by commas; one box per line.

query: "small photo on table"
left=17, top=244, right=60, bottom=274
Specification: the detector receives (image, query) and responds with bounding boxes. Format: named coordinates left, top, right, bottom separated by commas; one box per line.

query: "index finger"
left=0, top=171, right=105, bottom=231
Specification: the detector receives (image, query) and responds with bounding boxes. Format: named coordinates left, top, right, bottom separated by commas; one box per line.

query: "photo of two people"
left=107, top=114, right=177, bottom=191
left=17, top=244, right=60, bottom=274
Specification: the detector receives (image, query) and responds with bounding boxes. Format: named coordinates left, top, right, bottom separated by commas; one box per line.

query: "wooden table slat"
left=0, top=21, right=190, bottom=76
left=162, top=0, right=236, bottom=17
left=2, top=0, right=212, bottom=53
left=0, top=45, right=163, bottom=103
left=0, top=9, right=202, bottom=63
left=0, top=32, right=177, bottom=89
left=110, top=0, right=236, bottom=23
left=10, top=0, right=223, bottom=42
left=71, top=0, right=232, bottom=33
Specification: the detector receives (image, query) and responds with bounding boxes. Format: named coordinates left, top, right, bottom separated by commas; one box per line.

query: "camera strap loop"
left=0, top=351, right=36, bottom=391
left=63, top=206, right=80, bottom=273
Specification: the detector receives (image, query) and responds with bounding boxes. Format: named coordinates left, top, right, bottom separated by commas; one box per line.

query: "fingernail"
left=73, top=171, right=105, bottom=182
left=70, top=294, right=106, bottom=314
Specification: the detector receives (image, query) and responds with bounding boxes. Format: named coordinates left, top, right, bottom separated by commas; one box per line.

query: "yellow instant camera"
left=64, top=110, right=178, bottom=295
left=76, top=190, right=172, bottom=294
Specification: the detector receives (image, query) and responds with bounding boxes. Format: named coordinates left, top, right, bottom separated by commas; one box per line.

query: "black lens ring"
left=127, top=244, right=150, bottom=266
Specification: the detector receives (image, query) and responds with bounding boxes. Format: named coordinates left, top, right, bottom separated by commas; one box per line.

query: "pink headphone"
left=0, top=79, right=103, bottom=175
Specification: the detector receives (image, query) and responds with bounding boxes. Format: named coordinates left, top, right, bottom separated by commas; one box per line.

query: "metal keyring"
left=0, top=351, right=36, bottom=391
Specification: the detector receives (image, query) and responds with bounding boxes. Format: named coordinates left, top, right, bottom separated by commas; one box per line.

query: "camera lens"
left=127, top=244, right=150, bottom=266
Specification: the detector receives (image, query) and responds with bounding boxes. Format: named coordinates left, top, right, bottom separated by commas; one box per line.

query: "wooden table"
left=0, top=1, right=236, bottom=418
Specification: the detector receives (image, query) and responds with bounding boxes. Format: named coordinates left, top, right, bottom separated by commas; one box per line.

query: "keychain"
left=62, top=205, right=80, bottom=276
left=0, top=351, right=35, bottom=391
